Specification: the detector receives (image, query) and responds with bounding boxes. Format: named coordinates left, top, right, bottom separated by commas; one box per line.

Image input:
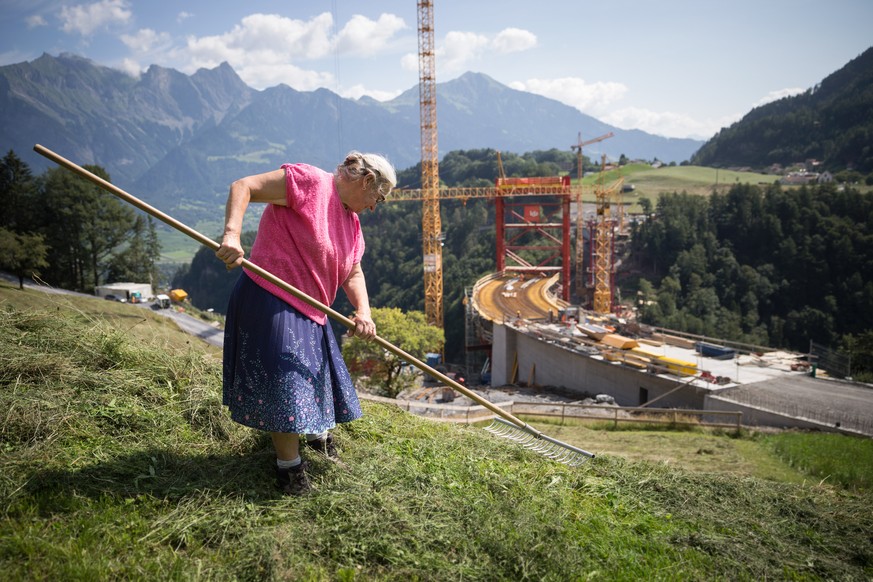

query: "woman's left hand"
left=350, top=313, right=376, bottom=340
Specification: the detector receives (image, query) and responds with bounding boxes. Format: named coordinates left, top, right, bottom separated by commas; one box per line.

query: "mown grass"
left=1, top=284, right=872, bottom=580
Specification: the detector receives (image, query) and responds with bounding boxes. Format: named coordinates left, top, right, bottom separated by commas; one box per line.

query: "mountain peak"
left=0, top=54, right=704, bottom=215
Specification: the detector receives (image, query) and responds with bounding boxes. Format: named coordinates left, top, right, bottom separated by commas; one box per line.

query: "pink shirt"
left=244, top=163, right=364, bottom=325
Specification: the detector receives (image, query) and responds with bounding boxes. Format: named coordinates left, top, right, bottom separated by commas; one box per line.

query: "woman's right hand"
left=216, top=235, right=245, bottom=269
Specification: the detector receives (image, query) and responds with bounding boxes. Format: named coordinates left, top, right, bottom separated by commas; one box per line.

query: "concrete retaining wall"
left=492, top=323, right=707, bottom=408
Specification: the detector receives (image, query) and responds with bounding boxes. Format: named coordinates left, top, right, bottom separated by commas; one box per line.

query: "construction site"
left=388, top=1, right=873, bottom=437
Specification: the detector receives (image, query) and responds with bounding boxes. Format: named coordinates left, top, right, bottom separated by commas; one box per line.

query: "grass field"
left=2, top=282, right=872, bottom=580
left=576, top=164, right=777, bottom=214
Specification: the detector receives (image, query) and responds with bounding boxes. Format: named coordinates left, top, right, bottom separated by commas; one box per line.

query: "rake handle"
left=34, top=144, right=534, bottom=430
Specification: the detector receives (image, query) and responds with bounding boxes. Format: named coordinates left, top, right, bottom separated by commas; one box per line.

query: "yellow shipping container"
left=656, top=356, right=697, bottom=376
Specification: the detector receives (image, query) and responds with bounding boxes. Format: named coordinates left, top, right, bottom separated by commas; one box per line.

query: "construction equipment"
left=400, top=151, right=581, bottom=304
left=35, top=144, right=595, bottom=467
left=570, top=132, right=613, bottom=298
left=591, top=155, right=624, bottom=313
left=417, top=0, right=443, bottom=329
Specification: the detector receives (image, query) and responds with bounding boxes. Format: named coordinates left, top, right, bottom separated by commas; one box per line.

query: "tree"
left=106, top=215, right=162, bottom=285
left=841, top=331, right=873, bottom=383
left=40, top=165, right=136, bottom=291
left=341, top=307, right=444, bottom=398
left=0, top=150, right=38, bottom=233
left=0, top=228, right=49, bottom=289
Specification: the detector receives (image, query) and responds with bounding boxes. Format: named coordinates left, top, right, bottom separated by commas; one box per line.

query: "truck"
left=95, top=282, right=153, bottom=303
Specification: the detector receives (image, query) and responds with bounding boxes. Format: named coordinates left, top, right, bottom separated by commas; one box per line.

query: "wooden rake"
left=34, top=144, right=595, bottom=467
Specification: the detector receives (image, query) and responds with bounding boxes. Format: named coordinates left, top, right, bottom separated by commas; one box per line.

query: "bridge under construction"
left=462, top=272, right=873, bottom=438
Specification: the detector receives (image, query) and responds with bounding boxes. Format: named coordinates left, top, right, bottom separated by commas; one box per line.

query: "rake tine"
left=485, top=418, right=595, bottom=466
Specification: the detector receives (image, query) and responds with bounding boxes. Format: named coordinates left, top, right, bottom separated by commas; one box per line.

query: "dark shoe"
left=303, top=434, right=338, bottom=459
left=276, top=460, right=311, bottom=496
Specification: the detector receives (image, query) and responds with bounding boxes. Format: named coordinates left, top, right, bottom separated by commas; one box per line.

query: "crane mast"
left=571, top=131, right=613, bottom=298
left=592, top=154, right=623, bottom=313
left=417, top=0, right=443, bottom=328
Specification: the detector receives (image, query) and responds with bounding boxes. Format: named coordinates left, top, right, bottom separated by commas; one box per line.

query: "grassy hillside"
left=579, top=164, right=776, bottom=214
left=1, top=282, right=872, bottom=580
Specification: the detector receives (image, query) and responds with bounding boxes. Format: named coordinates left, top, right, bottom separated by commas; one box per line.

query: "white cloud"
left=240, top=62, right=335, bottom=92
left=181, top=12, right=410, bottom=90
left=602, top=106, right=741, bottom=140
left=491, top=28, right=537, bottom=54
left=26, top=15, right=47, bottom=28
left=400, top=52, right=418, bottom=72
left=511, top=77, right=628, bottom=114
left=177, top=11, right=192, bottom=23
left=510, top=76, right=740, bottom=138
left=60, top=0, right=132, bottom=36
left=118, top=57, right=141, bottom=78
left=342, top=84, right=402, bottom=102
left=120, top=29, right=171, bottom=54
left=432, top=28, right=537, bottom=73
left=753, top=87, right=805, bottom=108
left=439, top=31, right=490, bottom=72
left=334, top=13, right=407, bottom=56
left=183, top=12, right=335, bottom=89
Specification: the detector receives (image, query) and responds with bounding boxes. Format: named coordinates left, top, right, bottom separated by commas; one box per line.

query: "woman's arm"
left=216, top=169, right=287, bottom=269
left=342, top=263, right=376, bottom=339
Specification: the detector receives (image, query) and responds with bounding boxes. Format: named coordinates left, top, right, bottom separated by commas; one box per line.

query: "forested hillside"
left=628, top=183, right=873, bottom=379
left=692, top=46, right=873, bottom=172
left=0, top=150, right=161, bottom=292
left=3, top=146, right=871, bottom=378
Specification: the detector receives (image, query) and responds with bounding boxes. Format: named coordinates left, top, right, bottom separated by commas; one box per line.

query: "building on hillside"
left=780, top=172, right=820, bottom=185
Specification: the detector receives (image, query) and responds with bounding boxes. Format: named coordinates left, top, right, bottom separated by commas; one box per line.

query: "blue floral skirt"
left=222, top=272, right=362, bottom=434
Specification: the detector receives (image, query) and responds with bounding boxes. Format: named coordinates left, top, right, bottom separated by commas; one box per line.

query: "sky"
left=1, top=0, right=871, bottom=140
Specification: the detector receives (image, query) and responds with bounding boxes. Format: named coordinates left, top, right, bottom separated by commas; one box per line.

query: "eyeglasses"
left=362, top=167, right=389, bottom=204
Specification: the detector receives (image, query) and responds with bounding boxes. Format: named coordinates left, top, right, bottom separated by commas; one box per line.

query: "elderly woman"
left=215, top=151, right=396, bottom=495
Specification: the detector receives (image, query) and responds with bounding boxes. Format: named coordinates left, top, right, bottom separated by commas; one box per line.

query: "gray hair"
left=336, top=151, right=397, bottom=198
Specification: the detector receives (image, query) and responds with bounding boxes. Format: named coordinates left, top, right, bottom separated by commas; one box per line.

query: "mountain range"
left=1, top=53, right=702, bottom=223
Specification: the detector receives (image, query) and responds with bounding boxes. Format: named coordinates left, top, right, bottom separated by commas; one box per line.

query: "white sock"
left=306, top=431, right=329, bottom=442
left=276, top=456, right=302, bottom=469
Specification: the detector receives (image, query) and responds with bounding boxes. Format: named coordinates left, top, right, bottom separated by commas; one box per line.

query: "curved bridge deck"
left=472, top=274, right=564, bottom=323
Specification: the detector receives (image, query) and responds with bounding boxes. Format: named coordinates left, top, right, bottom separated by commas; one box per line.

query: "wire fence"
left=714, top=389, right=873, bottom=435
left=359, top=393, right=742, bottom=430
left=809, top=340, right=851, bottom=379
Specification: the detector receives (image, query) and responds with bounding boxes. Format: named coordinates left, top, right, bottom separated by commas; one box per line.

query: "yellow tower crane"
left=592, top=154, right=623, bottom=313
left=570, top=131, right=613, bottom=298
left=417, top=0, right=443, bottom=328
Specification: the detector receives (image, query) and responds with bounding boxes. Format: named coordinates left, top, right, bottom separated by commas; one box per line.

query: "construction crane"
left=592, top=154, right=623, bottom=313
left=417, top=0, right=443, bottom=328
left=570, top=131, right=613, bottom=298
left=412, top=2, right=603, bottom=323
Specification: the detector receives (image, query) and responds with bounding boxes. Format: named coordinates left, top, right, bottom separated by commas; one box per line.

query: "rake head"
left=485, top=418, right=595, bottom=467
